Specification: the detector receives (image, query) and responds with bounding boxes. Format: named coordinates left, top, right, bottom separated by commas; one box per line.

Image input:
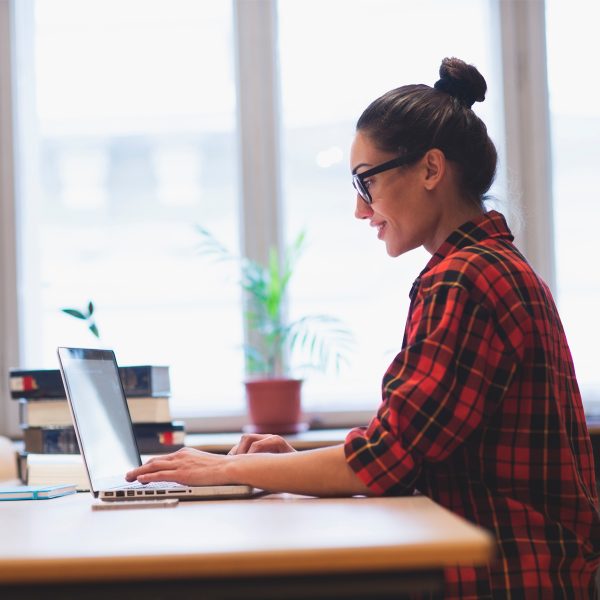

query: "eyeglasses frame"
left=352, top=152, right=424, bottom=205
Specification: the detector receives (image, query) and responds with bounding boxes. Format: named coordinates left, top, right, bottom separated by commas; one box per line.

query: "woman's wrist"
left=223, top=453, right=247, bottom=486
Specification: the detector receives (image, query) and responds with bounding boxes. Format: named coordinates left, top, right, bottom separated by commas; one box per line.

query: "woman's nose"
left=354, top=195, right=373, bottom=220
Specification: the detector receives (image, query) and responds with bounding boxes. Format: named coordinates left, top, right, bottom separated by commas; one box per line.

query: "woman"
left=127, top=58, right=600, bottom=598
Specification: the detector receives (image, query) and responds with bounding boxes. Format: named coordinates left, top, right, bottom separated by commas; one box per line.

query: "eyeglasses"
left=352, top=153, right=422, bottom=205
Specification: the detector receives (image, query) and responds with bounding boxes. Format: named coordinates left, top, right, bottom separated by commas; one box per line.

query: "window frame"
left=0, top=0, right=24, bottom=438
left=494, top=0, right=556, bottom=293
left=0, top=0, right=556, bottom=437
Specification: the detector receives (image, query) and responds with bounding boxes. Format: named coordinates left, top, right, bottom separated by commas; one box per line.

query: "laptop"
left=57, top=347, right=256, bottom=501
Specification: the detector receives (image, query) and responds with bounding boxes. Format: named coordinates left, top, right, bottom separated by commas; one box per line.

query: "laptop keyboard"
left=120, top=481, right=183, bottom=490
left=102, top=481, right=186, bottom=499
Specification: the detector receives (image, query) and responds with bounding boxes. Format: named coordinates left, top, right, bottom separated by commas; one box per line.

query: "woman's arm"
left=126, top=444, right=373, bottom=497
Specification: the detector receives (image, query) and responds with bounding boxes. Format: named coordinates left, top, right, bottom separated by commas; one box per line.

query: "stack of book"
left=10, top=365, right=185, bottom=490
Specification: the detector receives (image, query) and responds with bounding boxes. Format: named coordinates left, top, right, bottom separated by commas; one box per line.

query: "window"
left=5, top=1, right=563, bottom=436
left=278, top=0, right=503, bottom=410
left=21, top=0, right=244, bottom=415
left=546, top=0, right=600, bottom=405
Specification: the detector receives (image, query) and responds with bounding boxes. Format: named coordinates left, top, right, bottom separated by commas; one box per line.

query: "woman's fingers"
left=228, top=433, right=297, bottom=455
left=247, top=436, right=296, bottom=454
left=229, top=434, right=269, bottom=455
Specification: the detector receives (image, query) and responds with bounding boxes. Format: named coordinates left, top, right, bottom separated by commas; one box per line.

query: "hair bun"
left=433, top=57, right=487, bottom=109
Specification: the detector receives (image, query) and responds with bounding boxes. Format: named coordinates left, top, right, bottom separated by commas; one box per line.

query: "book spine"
left=23, top=426, right=80, bottom=454
left=135, top=441, right=184, bottom=454
left=10, top=372, right=66, bottom=399
left=118, top=366, right=171, bottom=399
left=22, top=423, right=185, bottom=454
left=9, top=365, right=170, bottom=399
left=16, top=450, right=27, bottom=484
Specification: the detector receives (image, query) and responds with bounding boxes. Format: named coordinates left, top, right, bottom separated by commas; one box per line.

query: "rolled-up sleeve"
left=345, top=283, right=520, bottom=495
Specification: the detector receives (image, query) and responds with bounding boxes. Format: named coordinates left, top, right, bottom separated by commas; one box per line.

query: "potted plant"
left=196, top=228, right=353, bottom=433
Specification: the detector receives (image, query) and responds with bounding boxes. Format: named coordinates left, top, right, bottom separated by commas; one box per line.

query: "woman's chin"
left=384, top=239, right=414, bottom=258
left=385, top=243, right=403, bottom=257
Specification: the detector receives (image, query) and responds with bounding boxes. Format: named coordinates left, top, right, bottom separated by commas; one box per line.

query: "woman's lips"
left=371, top=221, right=386, bottom=239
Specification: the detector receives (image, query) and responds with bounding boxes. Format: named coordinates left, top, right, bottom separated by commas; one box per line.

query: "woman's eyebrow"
left=351, top=162, right=371, bottom=175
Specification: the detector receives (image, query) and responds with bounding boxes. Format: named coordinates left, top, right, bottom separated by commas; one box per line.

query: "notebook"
left=57, top=347, right=256, bottom=501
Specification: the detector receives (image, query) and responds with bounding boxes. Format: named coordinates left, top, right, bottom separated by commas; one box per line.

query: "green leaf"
left=87, top=301, right=94, bottom=317
left=195, top=225, right=236, bottom=263
left=243, top=344, right=268, bottom=375
left=61, top=308, right=86, bottom=320
left=88, top=323, right=100, bottom=338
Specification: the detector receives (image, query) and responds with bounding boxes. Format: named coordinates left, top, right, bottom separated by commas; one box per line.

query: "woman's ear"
left=422, top=148, right=446, bottom=191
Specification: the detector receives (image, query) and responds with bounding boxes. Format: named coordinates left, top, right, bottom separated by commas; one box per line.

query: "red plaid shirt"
left=345, top=211, right=600, bottom=598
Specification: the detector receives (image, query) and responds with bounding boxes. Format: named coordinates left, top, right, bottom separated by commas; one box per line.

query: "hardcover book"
left=132, top=421, right=185, bottom=454
left=0, top=483, right=77, bottom=501
left=23, top=421, right=185, bottom=454
left=9, top=365, right=170, bottom=399
left=19, top=396, right=172, bottom=427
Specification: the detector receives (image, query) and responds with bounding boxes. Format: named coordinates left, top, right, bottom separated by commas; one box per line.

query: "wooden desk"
left=0, top=492, right=493, bottom=599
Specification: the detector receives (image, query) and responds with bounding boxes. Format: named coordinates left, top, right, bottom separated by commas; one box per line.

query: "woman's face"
left=350, top=131, right=442, bottom=257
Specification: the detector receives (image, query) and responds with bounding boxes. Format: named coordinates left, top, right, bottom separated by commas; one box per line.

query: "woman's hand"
left=125, top=447, right=231, bottom=487
left=228, top=433, right=296, bottom=455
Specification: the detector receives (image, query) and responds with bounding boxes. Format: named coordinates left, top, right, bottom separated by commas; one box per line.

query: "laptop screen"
left=57, top=348, right=141, bottom=491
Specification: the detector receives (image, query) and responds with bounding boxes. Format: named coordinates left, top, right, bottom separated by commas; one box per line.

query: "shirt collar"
left=409, top=210, right=514, bottom=299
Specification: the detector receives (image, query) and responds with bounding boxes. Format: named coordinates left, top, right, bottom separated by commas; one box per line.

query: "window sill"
left=186, top=428, right=349, bottom=454
left=176, top=408, right=373, bottom=434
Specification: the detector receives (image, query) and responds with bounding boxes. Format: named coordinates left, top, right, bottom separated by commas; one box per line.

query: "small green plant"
left=196, top=227, right=353, bottom=378
left=61, top=301, right=100, bottom=339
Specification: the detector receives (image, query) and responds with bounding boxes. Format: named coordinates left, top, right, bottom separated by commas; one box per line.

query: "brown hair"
left=356, top=57, right=497, bottom=206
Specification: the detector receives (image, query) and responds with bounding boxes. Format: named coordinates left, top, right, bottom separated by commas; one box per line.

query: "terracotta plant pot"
left=243, top=378, right=307, bottom=434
